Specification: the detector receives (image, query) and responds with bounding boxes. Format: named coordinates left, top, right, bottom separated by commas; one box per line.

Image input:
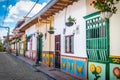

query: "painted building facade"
left=9, top=0, right=120, bottom=80
left=35, top=16, right=54, bottom=67
left=54, top=0, right=87, bottom=79
left=85, top=0, right=120, bottom=80
left=25, top=24, right=36, bottom=60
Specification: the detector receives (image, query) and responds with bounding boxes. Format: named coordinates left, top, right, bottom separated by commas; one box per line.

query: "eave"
left=19, top=0, right=78, bottom=31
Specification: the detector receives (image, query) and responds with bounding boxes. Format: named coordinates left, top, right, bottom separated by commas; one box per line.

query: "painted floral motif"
left=90, top=64, right=95, bottom=73
left=90, top=64, right=102, bottom=80
left=96, top=66, right=102, bottom=74
left=113, top=67, right=120, bottom=79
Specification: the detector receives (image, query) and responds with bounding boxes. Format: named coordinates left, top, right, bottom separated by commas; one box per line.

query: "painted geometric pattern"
left=42, top=53, right=54, bottom=67
left=88, top=62, right=106, bottom=80
left=68, top=59, right=74, bottom=74
left=49, top=54, right=54, bottom=67
left=61, top=58, right=67, bottom=71
left=110, top=63, right=120, bottom=80
left=42, top=53, right=49, bottom=65
left=109, top=56, right=120, bottom=64
left=61, top=57, right=87, bottom=79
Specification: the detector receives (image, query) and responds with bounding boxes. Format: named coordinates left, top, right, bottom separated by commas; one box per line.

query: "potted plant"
left=38, top=32, right=43, bottom=38
left=48, top=26, right=54, bottom=34
left=65, top=16, right=76, bottom=27
left=90, top=0, right=120, bottom=19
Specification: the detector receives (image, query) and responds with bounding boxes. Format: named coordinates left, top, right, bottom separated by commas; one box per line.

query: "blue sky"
left=0, top=0, right=50, bottom=39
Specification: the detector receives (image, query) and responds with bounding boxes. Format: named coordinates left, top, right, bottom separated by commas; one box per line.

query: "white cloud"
left=4, top=0, right=47, bottom=23
left=2, top=5, right=6, bottom=8
left=8, top=5, right=12, bottom=10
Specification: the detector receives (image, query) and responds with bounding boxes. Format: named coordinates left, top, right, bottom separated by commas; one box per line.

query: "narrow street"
left=0, top=52, right=54, bottom=80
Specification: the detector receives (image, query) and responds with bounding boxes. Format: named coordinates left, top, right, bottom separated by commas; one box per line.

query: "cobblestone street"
left=0, top=52, right=54, bottom=80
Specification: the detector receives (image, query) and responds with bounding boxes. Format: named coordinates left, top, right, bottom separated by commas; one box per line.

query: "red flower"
left=90, top=3, right=92, bottom=6
left=90, top=1, right=96, bottom=6
left=100, top=0, right=105, bottom=3
left=92, top=1, right=96, bottom=4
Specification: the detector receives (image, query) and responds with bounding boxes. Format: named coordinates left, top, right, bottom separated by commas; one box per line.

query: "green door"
left=37, top=37, right=42, bottom=61
left=39, top=38, right=42, bottom=61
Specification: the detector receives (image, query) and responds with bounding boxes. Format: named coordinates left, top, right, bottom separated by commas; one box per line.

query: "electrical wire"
left=24, top=0, right=40, bottom=18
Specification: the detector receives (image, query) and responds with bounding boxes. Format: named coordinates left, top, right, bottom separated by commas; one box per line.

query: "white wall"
left=110, top=2, right=120, bottom=56
left=32, top=36, right=36, bottom=50
left=25, top=25, right=36, bottom=35
left=25, top=25, right=36, bottom=51
left=54, top=0, right=87, bottom=57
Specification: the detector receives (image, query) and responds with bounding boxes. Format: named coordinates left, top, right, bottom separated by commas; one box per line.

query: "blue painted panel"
left=61, top=58, right=67, bottom=71
left=50, top=57, right=53, bottom=63
left=76, top=60, right=86, bottom=78
left=68, top=59, right=74, bottom=74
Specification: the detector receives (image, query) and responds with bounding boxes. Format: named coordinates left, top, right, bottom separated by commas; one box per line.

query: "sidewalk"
left=11, top=53, right=80, bottom=80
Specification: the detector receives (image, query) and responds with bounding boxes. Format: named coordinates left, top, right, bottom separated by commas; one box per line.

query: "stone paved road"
left=0, top=52, right=54, bottom=80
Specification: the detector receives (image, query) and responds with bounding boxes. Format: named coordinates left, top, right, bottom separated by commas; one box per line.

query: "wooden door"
left=37, top=37, right=42, bottom=61
left=55, top=35, right=61, bottom=68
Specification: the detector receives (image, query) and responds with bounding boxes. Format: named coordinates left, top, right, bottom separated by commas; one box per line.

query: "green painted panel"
left=110, top=63, right=120, bottom=80
left=88, top=62, right=106, bottom=80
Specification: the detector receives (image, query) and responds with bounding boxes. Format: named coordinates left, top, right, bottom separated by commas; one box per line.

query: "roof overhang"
left=19, top=0, right=78, bottom=31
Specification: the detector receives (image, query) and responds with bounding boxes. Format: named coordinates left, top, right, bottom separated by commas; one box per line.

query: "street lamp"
left=0, top=25, right=10, bottom=53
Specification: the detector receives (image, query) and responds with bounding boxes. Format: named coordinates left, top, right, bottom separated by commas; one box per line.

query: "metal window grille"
left=86, top=16, right=109, bottom=62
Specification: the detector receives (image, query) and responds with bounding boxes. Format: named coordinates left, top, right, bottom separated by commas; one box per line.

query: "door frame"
left=55, top=35, right=61, bottom=68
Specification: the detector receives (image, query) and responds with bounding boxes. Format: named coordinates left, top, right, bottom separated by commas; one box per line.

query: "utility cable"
left=24, top=0, right=39, bottom=18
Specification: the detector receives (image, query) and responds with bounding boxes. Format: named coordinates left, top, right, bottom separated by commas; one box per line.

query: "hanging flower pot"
left=90, top=0, right=120, bottom=19
left=65, top=16, right=76, bottom=27
left=38, top=32, right=43, bottom=38
left=100, top=11, right=113, bottom=19
left=65, top=22, right=74, bottom=27
left=48, top=26, right=54, bottom=34
left=48, top=30, right=54, bottom=34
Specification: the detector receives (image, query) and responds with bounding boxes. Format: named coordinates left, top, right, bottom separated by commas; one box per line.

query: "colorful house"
left=84, top=0, right=120, bottom=80
left=53, top=0, right=87, bottom=79
left=18, top=0, right=87, bottom=79
left=10, top=0, right=120, bottom=80
left=18, top=1, right=56, bottom=66
left=11, top=19, right=25, bottom=56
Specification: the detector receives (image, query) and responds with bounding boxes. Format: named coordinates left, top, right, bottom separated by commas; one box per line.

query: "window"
left=65, top=35, right=74, bottom=53
left=86, top=16, right=109, bottom=61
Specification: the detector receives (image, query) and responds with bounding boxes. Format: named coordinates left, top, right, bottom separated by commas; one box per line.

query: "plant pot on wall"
left=48, top=26, right=54, bottom=34
left=65, top=22, right=74, bottom=27
left=90, top=0, right=120, bottom=19
left=38, top=32, right=43, bottom=38
left=48, top=30, right=54, bottom=34
left=65, top=16, right=76, bottom=27
left=100, top=11, right=113, bottom=19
